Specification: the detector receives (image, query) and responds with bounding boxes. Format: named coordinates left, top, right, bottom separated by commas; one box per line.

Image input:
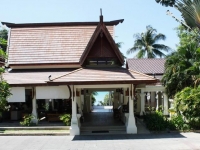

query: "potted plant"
left=59, top=114, right=71, bottom=126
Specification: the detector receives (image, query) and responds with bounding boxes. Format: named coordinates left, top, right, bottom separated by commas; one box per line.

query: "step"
left=80, top=130, right=126, bottom=135
left=81, top=128, right=126, bottom=131
left=81, top=126, right=126, bottom=130
left=80, top=126, right=126, bottom=135
left=0, top=126, right=69, bottom=130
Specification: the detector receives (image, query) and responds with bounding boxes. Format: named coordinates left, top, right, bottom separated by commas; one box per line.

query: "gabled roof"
left=79, top=16, right=124, bottom=66
left=7, top=25, right=114, bottom=66
left=127, top=58, right=166, bottom=74
left=47, top=67, right=157, bottom=85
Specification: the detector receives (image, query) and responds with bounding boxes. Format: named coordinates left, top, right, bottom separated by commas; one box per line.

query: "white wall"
left=36, top=86, right=70, bottom=99
left=8, top=87, right=25, bottom=102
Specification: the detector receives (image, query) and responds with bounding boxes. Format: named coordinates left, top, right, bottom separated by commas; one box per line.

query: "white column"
left=31, top=87, right=38, bottom=124
left=120, top=91, right=123, bottom=105
left=156, top=91, right=159, bottom=110
left=127, top=85, right=137, bottom=134
left=163, top=92, right=169, bottom=115
left=140, top=90, right=145, bottom=116
left=70, top=86, right=80, bottom=135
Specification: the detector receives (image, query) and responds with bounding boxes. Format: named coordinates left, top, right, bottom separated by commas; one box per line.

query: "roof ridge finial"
left=100, top=8, right=103, bottom=23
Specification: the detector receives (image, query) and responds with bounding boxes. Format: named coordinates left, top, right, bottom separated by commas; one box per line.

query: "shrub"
left=168, top=115, right=190, bottom=131
left=59, top=114, right=71, bottom=126
left=143, top=110, right=169, bottom=131
left=20, top=114, right=37, bottom=126
left=0, top=67, right=11, bottom=117
left=174, top=86, right=200, bottom=129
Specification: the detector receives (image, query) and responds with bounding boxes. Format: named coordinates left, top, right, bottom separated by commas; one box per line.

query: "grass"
left=0, top=129, right=70, bottom=135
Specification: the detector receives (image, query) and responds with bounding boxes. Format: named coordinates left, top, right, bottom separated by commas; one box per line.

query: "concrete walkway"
left=0, top=133, right=200, bottom=150
left=136, top=118, right=150, bottom=134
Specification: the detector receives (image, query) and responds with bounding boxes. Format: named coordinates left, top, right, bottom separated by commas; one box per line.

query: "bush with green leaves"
left=143, top=110, right=169, bottom=131
left=174, top=86, right=200, bottom=129
left=59, top=114, right=71, bottom=126
left=0, top=67, right=11, bottom=117
left=20, top=114, right=37, bottom=126
left=169, top=115, right=190, bottom=131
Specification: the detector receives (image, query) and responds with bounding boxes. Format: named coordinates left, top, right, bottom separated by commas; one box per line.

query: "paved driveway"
left=0, top=132, right=200, bottom=150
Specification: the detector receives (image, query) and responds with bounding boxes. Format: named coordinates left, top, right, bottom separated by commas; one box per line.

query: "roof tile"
left=8, top=26, right=114, bottom=65
left=127, top=58, right=165, bottom=74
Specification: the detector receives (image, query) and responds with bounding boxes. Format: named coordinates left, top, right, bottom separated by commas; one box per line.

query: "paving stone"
left=0, top=133, right=200, bottom=150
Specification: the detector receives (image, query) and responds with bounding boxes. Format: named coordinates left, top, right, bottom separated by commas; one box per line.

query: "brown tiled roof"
left=8, top=25, right=114, bottom=65
left=127, top=58, right=166, bottom=74
left=48, top=67, right=157, bottom=85
left=3, top=69, right=74, bottom=86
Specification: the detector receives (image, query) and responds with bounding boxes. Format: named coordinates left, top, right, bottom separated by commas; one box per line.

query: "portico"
left=1, top=14, right=167, bottom=136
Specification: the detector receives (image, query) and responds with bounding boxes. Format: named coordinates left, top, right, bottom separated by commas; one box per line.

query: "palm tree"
left=155, top=0, right=176, bottom=7
left=127, top=25, right=171, bottom=58
left=162, top=42, right=200, bottom=97
left=156, top=0, right=200, bottom=30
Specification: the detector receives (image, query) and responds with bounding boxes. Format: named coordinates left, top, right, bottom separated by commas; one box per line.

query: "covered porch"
left=3, top=67, right=161, bottom=135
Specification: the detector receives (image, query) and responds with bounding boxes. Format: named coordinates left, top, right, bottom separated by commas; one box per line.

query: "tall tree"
left=155, top=0, right=200, bottom=30
left=0, top=67, right=11, bottom=117
left=162, top=25, right=200, bottom=97
left=127, top=25, right=171, bottom=58
left=104, top=93, right=110, bottom=106
left=0, top=29, right=8, bottom=52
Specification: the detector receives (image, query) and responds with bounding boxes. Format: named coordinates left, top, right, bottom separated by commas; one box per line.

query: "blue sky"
left=94, top=92, right=109, bottom=105
left=0, top=0, right=181, bottom=58
left=0, top=0, right=182, bottom=103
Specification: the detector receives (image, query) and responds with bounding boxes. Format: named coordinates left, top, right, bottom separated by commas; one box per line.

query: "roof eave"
left=46, top=80, right=157, bottom=85
left=1, top=19, right=124, bottom=28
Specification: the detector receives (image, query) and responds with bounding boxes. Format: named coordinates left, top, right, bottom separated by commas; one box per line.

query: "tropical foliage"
left=91, top=92, right=98, bottom=106
left=0, top=67, right=11, bottom=117
left=155, top=0, right=200, bottom=30
left=161, top=26, right=200, bottom=97
left=174, top=86, right=200, bottom=129
left=20, top=114, right=36, bottom=126
left=59, top=114, right=71, bottom=126
left=127, top=25, right=171, bottom=58
left=143, top=110, right=169, bottom=131
left=0, top=31, right=11, bottom=117
left=144, top=107, right=192, bottom=131
left=0, top=29, right=8, bottom=52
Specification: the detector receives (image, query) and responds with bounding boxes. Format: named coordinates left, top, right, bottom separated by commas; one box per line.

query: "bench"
left=46, top=113, right=61, bottom=122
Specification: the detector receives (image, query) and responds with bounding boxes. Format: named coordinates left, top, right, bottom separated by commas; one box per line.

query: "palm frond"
left=152, top=44, right=171, bottom=52
left=135, top=50, right=146, bottom=58
left=126, top=46, right=142, bottom=55
left=153, top=33, right=166, bottom=42
left=152, top=49, right=166, bottom=58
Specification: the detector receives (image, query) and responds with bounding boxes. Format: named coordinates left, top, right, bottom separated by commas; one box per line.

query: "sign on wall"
left=7, top=87, right=25, bottom=102
left=36, top=86, right=70, bottom=99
